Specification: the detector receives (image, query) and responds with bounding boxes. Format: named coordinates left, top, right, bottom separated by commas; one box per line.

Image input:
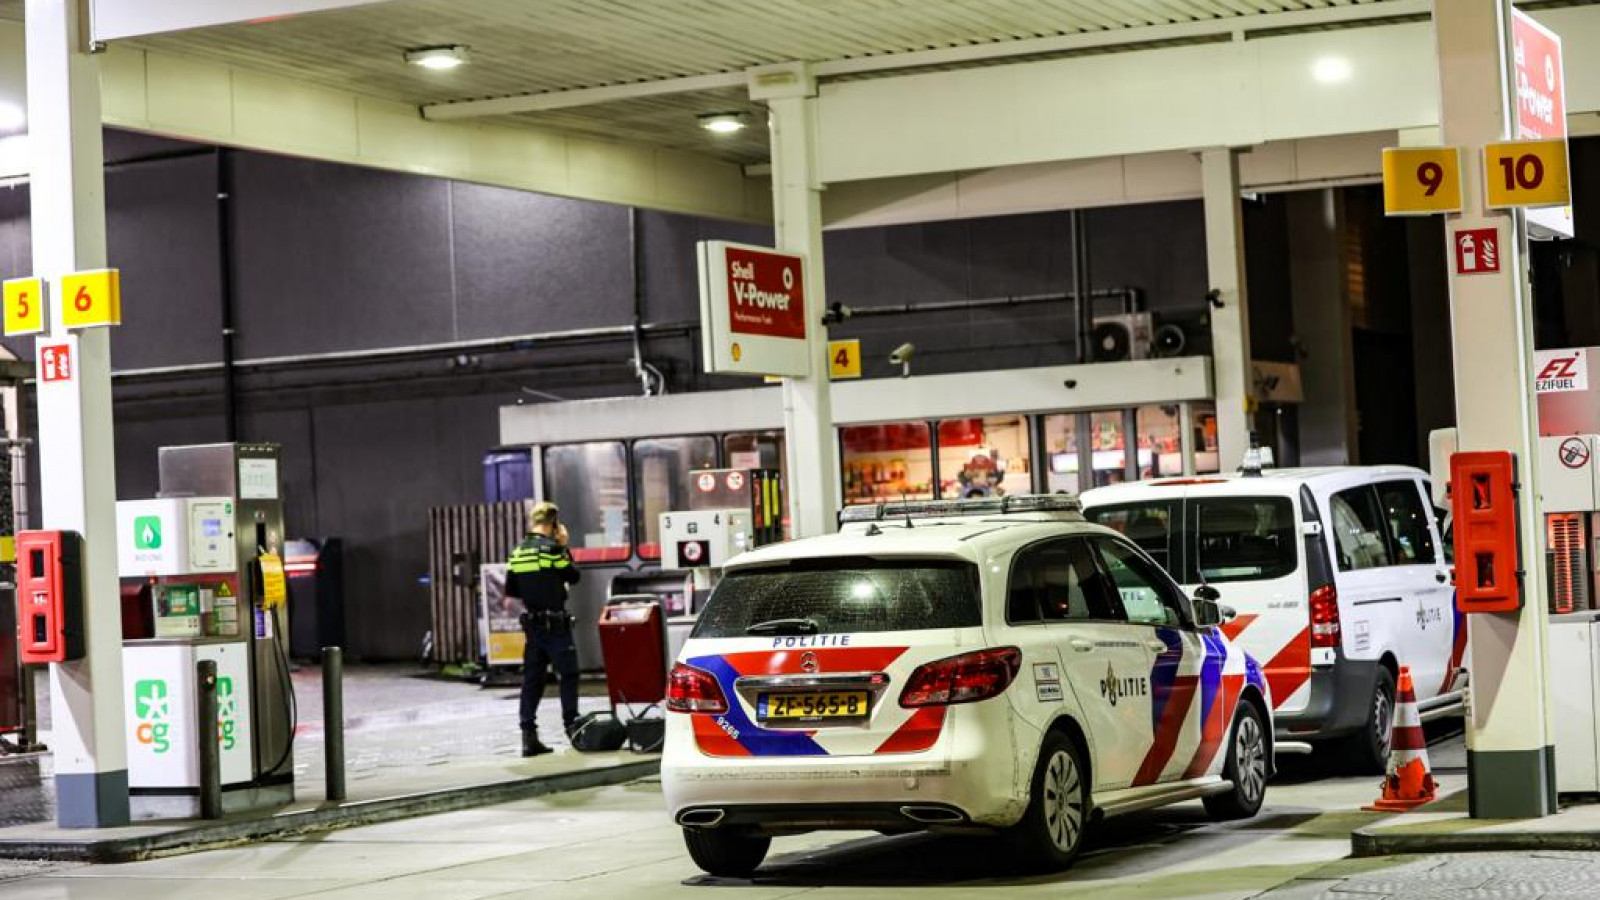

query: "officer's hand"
left=555, top=523, right=570, bottom=547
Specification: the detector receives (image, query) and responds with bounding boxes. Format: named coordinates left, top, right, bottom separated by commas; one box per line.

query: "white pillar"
left=1201, top=148, right=1253, bottom=471
left=26, top=0, right=129, bottom=827
left=1435, top=0, right=1554, bottom=818
left=756, top=65, right=837, bottom=537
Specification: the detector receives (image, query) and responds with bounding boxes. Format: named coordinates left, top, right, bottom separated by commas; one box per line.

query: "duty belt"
left=521, top=608, right=573, bottom=634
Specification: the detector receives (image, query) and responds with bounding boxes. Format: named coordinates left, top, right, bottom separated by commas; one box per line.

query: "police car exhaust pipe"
left=679, top=809, right=726, bottom=828
left=900, top=805, right=965, bottom=825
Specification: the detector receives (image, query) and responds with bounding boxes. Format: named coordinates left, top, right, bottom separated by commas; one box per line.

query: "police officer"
left=506, top=501, right=581, bottom=757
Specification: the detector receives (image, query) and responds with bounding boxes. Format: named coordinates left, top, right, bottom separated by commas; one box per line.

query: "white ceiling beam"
left=90, top=0, right=397, bottom=42
left=418, top=0, right=1429, bottom=120
left=422, top=71, right=747, bottom=122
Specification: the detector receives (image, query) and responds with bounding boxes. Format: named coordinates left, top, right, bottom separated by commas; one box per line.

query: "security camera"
left=1063, top=379, right=1078, bottom=389
left=889, top=343, right=915, bottom=378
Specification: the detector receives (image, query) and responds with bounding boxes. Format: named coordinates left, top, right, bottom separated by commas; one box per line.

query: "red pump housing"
left=15, top=530, right=86, bottom=664
left=1450, top=451, right=1523, bottom=614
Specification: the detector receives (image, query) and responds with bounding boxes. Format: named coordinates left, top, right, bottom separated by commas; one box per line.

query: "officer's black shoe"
left=521, top=732, right=553, bottom=758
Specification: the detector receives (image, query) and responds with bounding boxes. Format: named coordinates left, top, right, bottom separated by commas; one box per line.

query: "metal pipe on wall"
left=216, top=148, right=240, bottom=441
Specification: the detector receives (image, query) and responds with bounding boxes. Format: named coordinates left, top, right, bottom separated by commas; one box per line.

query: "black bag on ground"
left=567, top=711, right=627, bottom=752
left=626, top=716, right=665, bottom=753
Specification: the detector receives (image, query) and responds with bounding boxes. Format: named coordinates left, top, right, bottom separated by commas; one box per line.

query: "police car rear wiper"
left=745, top=617, right=821, bottom=636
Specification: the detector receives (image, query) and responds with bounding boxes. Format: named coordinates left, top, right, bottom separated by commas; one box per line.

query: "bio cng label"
left=134, top=516, right=163, bottom=550
left=217, top=676, right=238, bottom=750
left=1536, top=348, right=1588, bottom=393
left=134, top=679, right=172, bottom=754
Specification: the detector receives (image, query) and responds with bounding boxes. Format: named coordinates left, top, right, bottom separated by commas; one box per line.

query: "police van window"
left=1083, top=502, right=1176, bottom=573
left=1008, top=539, right=1117, bottom=624
left=1092, top=538, right=1186, bottom=627
left=633, top=437, right=718, bottom=561
left=544, top=441, right=630, bottom=563
left=1192, top=497, right=1297, bottom=584
left=693, top=558, right=980, bottom=638
left=1375, top=480, right=1437, bottom=565
left=1329, top=486, right=1393, bottom=571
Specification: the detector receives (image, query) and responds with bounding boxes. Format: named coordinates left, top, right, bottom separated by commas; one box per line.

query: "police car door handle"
left=1435, top=571, right=1448, bottom=584
left=1067, top=638, right=1095, bottom=653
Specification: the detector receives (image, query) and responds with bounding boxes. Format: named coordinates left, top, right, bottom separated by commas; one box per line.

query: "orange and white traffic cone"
left=1363, top=666, right=1438, bottom=812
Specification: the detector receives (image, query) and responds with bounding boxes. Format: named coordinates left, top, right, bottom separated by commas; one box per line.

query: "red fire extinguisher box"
left=16, top=531, right=86, bottom=664
left=597, top=599, right=667, bottom=708
left=1451, top=451, right=1523, bottom=614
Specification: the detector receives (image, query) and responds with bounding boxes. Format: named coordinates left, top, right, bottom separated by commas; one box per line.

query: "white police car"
left=662, top=495, right=1273, bottom=877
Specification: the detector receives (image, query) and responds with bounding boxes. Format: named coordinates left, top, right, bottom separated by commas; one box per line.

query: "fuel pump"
left=117, top=442, right=294, bottom=816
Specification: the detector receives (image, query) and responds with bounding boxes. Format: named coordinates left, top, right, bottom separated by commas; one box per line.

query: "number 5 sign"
left=3, top=277, right=44, bottom=336
left=60, top=268, right=121, bottom=329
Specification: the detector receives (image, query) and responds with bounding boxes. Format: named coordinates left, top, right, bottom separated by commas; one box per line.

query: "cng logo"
left=217, top=676, right=237, bottom=751
left=134, top=516, right=163, bottom=550
left=134, top=679, right=171, bottom=753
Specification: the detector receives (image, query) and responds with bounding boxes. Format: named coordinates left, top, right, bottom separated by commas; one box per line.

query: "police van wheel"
left=683, top=827, right=770, bottom=878
left=1342, top=667, right=1395, bottom=776
left=1204, top=701, right=1268, bottom=821
left=1006, top=732, right=1089, bottom=872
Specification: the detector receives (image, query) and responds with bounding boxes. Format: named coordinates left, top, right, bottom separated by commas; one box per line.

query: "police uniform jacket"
left=505, top=533, right=581, bottom=613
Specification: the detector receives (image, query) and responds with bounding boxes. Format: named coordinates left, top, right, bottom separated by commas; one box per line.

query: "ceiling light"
left=0, top=103, right=25, bottom=135
left=404, top=45, right=470, bottom=70
left=698, top=112, right=749, bottom=135
left=1311, top=56, right=1352, bottom=85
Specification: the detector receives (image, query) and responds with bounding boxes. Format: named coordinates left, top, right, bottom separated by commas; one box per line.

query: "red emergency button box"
left=16, top=530, right=86, bottom=664
left=1450, top=452, right=1522, bottom=614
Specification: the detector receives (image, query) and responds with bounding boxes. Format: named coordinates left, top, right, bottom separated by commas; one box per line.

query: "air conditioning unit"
left=1090, top=313, right=1153, bottom=362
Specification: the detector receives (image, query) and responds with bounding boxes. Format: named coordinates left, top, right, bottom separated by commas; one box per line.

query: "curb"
left=0, top=757, right=660, bottom=864
left=1352, top=826, right=1600, bottom=857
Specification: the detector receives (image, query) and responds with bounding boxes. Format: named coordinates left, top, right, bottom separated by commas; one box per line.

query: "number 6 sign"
left=59, top=268, right=121, bottom=330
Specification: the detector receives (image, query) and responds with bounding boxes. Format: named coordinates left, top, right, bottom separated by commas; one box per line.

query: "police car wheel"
left=1204, top=701, right=1268, bottom=820
left=1006, top=732, right=1089, bottom=871
left=1342, top=667, right=1395, bottom=776
left=682, top=826, right=771, bottom=878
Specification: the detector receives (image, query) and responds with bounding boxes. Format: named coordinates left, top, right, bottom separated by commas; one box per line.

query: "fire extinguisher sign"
left=1453, top=226, right=1501, bottom=276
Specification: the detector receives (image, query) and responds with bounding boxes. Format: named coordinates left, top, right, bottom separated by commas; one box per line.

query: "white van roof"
left=1081, top=465, right=1430, bottom=506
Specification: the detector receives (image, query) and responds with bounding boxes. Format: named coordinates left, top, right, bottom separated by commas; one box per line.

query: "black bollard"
left=323, top=647, right=346, bottom=802
left=196, top=659, right=223, bottom=819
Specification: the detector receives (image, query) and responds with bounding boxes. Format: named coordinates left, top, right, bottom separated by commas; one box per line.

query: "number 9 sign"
left=1382, top=146, right=1463, bottom=216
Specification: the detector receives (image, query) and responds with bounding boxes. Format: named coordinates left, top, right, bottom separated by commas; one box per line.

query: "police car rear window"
left=692, top=558, right=981, bottom=638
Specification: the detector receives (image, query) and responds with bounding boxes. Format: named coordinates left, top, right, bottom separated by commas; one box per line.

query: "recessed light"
left=0, top=103, right=25, bottom=135
left=404, top=45, right=470, bottom=70
left=698, top=112, right=749, bottom=135
left=1311, top=56, right=1352, bottom=85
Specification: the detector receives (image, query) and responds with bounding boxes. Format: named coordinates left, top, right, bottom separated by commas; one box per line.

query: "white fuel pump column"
left=753, top=64, right=839, bottom=539
left=1435, top=0, right=1556, bottom=818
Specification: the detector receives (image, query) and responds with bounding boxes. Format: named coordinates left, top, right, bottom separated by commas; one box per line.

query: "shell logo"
left=731, top=342, right=742, bottom=362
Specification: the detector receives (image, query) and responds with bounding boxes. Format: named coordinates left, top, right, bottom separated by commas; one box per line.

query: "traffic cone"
left=1363, top=666, right=1438, bottom=812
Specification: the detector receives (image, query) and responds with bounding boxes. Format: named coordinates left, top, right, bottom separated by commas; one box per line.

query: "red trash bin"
left=597, top=599, right=667, bottom=709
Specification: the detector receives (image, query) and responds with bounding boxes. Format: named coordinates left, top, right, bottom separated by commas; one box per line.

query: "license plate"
left=758, top=691, right=870, bottom=720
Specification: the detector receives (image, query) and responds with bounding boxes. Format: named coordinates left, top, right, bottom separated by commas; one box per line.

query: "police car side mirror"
left=1192, top=586, right=1231, bottom=630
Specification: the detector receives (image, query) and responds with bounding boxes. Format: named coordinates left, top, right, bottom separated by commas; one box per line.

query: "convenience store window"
left=1043, top=414, right=1081, bottom=494
left=543, top=441, right=631, bottom=563
left=1136, top=404, right=1183, bottom=480
left=633, top=436, right=718, bottom=560
left=1088, top=410, right=1128, bottom=488
left=1191, top=401, right=1221, bottom=474
left=936, top=416, right=1031, bottom=498
left=841, top=422, right=935, bottom=504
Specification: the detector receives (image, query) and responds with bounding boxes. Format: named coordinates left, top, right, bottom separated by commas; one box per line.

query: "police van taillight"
left=1309, top=584, right=1341, bottom=648
left=666, top=663, right=729, bottom=714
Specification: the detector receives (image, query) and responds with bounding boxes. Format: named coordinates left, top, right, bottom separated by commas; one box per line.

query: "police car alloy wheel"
left=1203, top=702, right=1268, bottom=820
left=1006, top=732, right=1089, bottom=870
left=683, top=826, right=771, bottom=878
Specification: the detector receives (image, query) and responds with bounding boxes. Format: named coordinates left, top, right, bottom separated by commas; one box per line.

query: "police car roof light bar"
left=838, top=494, right=1083, bottom=525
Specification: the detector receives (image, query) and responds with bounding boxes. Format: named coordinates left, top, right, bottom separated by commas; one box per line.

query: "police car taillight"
left=1309, top=584, right=1341, bottom=648
left=666, top=663, right=728, bottom=714
left=900, top=647, right=1021, bottom=708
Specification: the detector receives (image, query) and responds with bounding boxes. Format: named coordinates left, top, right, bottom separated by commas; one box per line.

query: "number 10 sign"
left=1382, top=147, right=1463, bottom=216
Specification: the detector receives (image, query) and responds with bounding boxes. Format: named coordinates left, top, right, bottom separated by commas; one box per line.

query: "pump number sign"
left=3, top=277, right=43, bottom=336
left=1484, top=139, right=1570, bottom=210
left=1382, top=147, right=1462, bottom=215
left=60, top=268, right=122, bottom=330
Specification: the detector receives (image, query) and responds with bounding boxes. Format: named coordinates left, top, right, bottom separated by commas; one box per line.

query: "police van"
left=662, top=495, right=1272, bottom=877
left=1082, top=466, right=1463, bottom=773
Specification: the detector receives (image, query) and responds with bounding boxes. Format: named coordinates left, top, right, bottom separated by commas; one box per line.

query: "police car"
left=1082, top=466, right=1463, bottom=774
left=662, top=495, right=1273, bottom=877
